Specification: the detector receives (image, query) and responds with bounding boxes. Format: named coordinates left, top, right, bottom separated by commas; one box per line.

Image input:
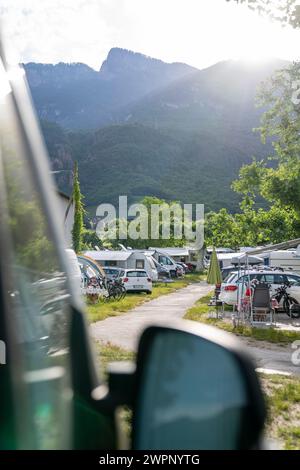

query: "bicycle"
left=104, top=278, right=126, bottom=301
left=274, top=282, right=300, bottom=318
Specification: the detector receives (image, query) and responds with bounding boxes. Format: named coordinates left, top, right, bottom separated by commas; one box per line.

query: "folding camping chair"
left=251, top=282, right=274, bottom=325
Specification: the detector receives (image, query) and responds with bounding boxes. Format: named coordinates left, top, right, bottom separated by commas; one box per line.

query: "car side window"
left=273, top=274, right=286, bottom=284
left=286, top=274, right=300, bottom=285
left=0, top=63, right=72, bottom=449
left=261, top=274, right=275, bottom=284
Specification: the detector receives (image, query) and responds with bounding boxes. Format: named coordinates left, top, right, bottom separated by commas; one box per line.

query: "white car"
left=119, top=269, right=152, bottom=293
left=219, top=269, right=300, bottom=306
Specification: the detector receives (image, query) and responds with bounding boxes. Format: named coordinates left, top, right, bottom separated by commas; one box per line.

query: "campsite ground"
left=89, top=279, right=300, bottom=449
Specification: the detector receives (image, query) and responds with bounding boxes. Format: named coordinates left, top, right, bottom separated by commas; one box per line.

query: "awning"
left=243, top=238, right=300, bottom=256
left=84, top=250, right=132, bottom=261
left=231, top=254, right=263, bottom=265
left=149, top=247, right=190, bottom=257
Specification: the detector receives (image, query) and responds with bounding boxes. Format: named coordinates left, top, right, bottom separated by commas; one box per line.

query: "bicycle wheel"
left=108, top=285, right=117, bottom=300
left=120, top=286, right=126, bottom=299
left=284, top=296, right=300, bottom=318
left=113, top=286, right=123, bottom=301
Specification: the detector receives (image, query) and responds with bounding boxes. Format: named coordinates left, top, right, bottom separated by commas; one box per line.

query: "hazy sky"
left=1, top=0, right=299, bottom=70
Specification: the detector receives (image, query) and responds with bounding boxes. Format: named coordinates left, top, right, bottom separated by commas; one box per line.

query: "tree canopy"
left=206, top=59, right=300, bottom=249
left=232, top=62, right=300, bottom=215
left=228, top=0, right=300, bottom=28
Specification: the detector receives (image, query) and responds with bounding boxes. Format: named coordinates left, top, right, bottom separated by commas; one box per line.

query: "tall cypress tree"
left=71, top=162, right=84, bottom=253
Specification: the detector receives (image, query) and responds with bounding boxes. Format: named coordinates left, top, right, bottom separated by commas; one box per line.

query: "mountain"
left=122, top=58, right=287, bottom=132
left=30, top=51, right=287, bottom=213
left=25, top=48, right=197, bottom=129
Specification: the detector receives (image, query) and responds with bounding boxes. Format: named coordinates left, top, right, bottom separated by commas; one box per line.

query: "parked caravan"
left=84, top=250, right=159, bottom=281
left=143, top=253, right=159, bottom=281
left=262, top=248, right=300, bottom=274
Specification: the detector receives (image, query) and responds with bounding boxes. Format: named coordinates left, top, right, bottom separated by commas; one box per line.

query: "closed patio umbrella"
left=207, top=247, right=222, bottom=286
left=207, top=247, right=222, bottom=318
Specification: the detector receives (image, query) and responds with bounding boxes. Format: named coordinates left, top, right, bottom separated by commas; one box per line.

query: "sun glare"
left=228, top=4, right=299, bottom=64
left=0, top=0, right=299, bottom=70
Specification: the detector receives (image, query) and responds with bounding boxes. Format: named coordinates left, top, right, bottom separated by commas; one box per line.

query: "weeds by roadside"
left=260, top=373, right=300, bottom=450
left=94, top=343, right=300, bottom=450
left=95, top=342, right=135, bottom=442
left=185, top=293, right=300, bottom=344
left=185, top=293, right=300, bottom=448
left=95, top=342, right=135, bottom=373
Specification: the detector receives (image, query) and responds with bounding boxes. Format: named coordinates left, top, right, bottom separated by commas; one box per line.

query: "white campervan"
left=154, top=251, right=178, bottom=277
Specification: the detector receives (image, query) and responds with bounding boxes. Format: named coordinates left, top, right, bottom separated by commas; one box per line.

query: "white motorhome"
left=149, top=247, right=199, bottom=265
left=146, top=249, right=178, bottom=277
left=261, top=248, right=300, bottom=274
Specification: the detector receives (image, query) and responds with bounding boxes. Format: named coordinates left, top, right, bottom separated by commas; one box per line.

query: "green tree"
left=205, top=208, right=240, bottom=249
left=97, top=196, right=197, bottom=249
left=228, top=1, right=300, bottom=28
left=205, top=202, right=298, bottom=249
left=232, top=62, right=300, bottom=218
left=71, top=162, right=84, bottom=253
left=81, top=228, right=102, bottom=251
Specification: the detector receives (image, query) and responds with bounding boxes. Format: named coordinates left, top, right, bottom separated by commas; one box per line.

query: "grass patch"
left=87, top=272, right=205, bottom=323
left=185, top=293, right=300, bottom=344
left=95, top=342, right=135, bottom=442
left=95, top=342, right=135, bottom=373
left=94, top=344, right=300, bottom=449
left=260, top=373, right=300, bottom=449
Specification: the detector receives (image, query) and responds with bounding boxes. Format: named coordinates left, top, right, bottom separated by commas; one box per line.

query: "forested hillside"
left=31, top=50, right=286, bottom=212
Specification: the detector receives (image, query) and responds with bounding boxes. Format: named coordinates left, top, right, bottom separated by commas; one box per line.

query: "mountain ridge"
left=29, top=49, right=286, bottom=212
left=24, top=47, right=198, bottom=129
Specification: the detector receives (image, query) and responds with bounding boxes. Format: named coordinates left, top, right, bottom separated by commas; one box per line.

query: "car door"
left=261, top=273, right=287, bottom=301
left=0, top=53, right=116, bottom=450
left=284, top=273, right=300, bottom=304
left=285, top=273, right=300, bottom=286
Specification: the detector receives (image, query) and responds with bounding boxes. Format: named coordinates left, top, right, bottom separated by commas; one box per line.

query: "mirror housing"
left=132, top=321, right=266, bottom=450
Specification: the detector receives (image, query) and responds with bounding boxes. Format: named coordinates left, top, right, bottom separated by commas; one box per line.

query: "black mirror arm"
left=92, top=362, right=136, bottom=412
left=71, top=306, right=136, bottom=412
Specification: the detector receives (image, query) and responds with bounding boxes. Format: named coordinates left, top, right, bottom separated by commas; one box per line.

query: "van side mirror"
left=132, top=322, right=266, bottom=450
